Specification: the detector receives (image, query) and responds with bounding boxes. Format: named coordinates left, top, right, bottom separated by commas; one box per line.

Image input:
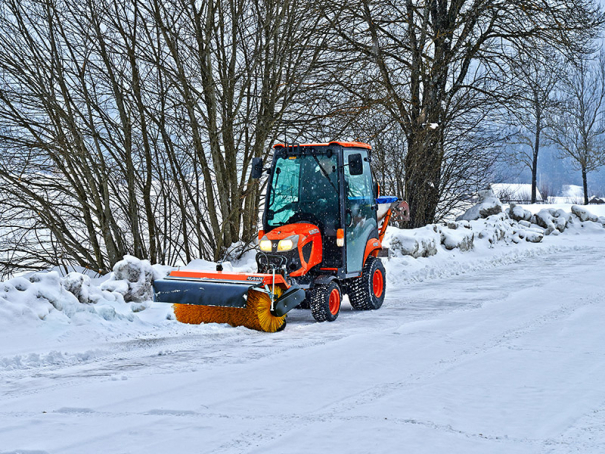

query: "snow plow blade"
left=152, top=270, right=299, bottom=332
left=153, top=276, right=256, bottom=308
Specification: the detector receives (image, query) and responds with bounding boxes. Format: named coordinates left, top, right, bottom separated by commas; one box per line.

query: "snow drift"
left=0, top=256, right=173, bottom=328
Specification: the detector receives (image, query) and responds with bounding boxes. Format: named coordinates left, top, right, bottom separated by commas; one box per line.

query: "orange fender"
left=363, top=238, right=382, bottom=266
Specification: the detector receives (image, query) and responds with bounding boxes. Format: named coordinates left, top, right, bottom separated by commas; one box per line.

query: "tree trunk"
left=404, top=128, right=442, bottom=227
left=531, top=113, right=541, bottom=204
left=582, top=165, right=589, bottom=205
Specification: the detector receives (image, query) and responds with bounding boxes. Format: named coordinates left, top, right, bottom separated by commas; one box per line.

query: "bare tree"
left=549, top=52, right=605, bottom=205
left=322, top=0, right=603, bottom=227
left=538, top=181, right=555, bottom=203
left=506, top=49, right=562, bottom=203
left=0, top=0, right=329, bottom=277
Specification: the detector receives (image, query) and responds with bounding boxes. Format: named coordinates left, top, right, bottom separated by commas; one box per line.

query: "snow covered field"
left=1, top=205, right=605, bottom=453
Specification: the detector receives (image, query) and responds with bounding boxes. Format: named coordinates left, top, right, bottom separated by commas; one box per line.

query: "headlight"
left=277, top=239, right=294, bottom=251
left=259, top=240, right=273, bottom=252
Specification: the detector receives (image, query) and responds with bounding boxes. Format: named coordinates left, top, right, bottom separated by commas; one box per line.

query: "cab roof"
left=273, top=141, right=371, bottom=150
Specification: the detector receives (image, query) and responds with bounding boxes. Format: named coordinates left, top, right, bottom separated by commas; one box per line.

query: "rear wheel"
left=310, top=281, right=341, bottom=322
left=347, top=257, right=386, bottom=310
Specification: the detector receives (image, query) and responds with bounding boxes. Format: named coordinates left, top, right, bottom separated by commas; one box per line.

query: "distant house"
left=491, top=184, right=543, bottom=203
left=589, top=196, right=605, bottom=205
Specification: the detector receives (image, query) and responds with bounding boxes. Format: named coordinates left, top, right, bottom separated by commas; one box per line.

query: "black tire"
left=310, top=281, right=341, bottom=322
left=295, top=300, right=310, bottom=309
left=296, top=291, right=311, bottom=309
left=347, top=257, right=386, bottom=310
left=276, top=317, right=287, bottom=332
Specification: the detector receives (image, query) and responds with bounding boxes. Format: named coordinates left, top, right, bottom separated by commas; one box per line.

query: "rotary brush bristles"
left=173, top=288, right=286, bottom=333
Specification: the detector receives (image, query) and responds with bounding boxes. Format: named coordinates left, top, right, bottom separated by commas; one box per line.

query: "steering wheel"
left=272, top=202, right=297, bottom=215
left=287, top=212, right=322, bottom=228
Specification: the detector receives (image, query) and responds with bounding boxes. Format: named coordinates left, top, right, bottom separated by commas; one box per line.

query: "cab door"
left=344, top=149, right=377, bottom=275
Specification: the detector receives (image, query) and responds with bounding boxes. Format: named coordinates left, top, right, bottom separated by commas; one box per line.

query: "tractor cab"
left=256, top=142, right=379, bottom=283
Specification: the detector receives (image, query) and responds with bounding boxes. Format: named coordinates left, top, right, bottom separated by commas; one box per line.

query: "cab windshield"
left=266, top=153, right=339, bottom=230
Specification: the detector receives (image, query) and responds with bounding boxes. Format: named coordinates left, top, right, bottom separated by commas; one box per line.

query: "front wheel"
left=310, top=281, right=341, bottom=322
left=347, top=257, right=386, bottom=310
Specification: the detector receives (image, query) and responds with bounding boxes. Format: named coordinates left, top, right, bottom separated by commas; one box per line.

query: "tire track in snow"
left=262, top=248, right=605, bottom=451
left=194, top=245, right=605, bottom=454
left=541, top=400, right=605, bottom=453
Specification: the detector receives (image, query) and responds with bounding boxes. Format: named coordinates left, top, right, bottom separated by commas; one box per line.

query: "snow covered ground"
left=1, top=205, right=605, bottom=453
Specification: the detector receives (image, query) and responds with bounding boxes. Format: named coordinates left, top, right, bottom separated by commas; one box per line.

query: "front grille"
left=256, top=251, right=301, bottom=274
left=302, top=242, right=312, bottom=263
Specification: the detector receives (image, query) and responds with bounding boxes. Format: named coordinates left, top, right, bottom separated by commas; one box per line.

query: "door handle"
left=345, top=209, right=353, bottom=227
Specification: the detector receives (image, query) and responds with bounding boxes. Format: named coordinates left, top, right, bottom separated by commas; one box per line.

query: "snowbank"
left=0, top=271, right=134, bottom=326
left=456, top=189, right=502, bottom=221
left=101, top=255, right=170, bottom=303
left=571, top=204, right=600, bottom=222
left=0, top=256, right=174, bottom=328
left=385, top=197, right=562, bottom=260
left=383, top=199, right=604, bottom=284
left=388, top=226, right=441, bottom=258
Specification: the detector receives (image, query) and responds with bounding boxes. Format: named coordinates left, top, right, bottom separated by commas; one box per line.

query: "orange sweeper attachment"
left=152, top=141, right=409, bottom=332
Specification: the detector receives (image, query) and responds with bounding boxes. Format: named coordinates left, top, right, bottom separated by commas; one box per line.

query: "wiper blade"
left=311, top=154, right=338, bottom=195
left=270, top=167, right=282, bottom=205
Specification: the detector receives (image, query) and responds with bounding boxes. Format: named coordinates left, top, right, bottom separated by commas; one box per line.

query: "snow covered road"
left=1, top=237, right=605, bottom=453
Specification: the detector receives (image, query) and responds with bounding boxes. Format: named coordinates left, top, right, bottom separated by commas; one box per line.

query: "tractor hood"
left=259, top=223, right=322, bottom=276
left=265, top=222, right=320, bottom=241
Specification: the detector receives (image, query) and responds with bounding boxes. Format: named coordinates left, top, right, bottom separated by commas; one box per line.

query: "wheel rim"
left=372, top=269, right=384, bottom=298
left=329, top=288, right=340, bottom=315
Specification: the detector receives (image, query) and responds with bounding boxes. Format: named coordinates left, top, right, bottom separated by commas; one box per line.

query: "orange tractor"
left=153, top=142, right=408, bottom=332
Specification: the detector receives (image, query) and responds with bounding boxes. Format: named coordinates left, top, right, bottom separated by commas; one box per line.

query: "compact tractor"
left=153, top=141, right=408, bottom=332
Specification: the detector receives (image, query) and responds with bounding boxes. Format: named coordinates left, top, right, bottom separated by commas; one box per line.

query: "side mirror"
left=348, top=153, right=363, bottom=176
left=251, top=157, right=263, bottom=179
